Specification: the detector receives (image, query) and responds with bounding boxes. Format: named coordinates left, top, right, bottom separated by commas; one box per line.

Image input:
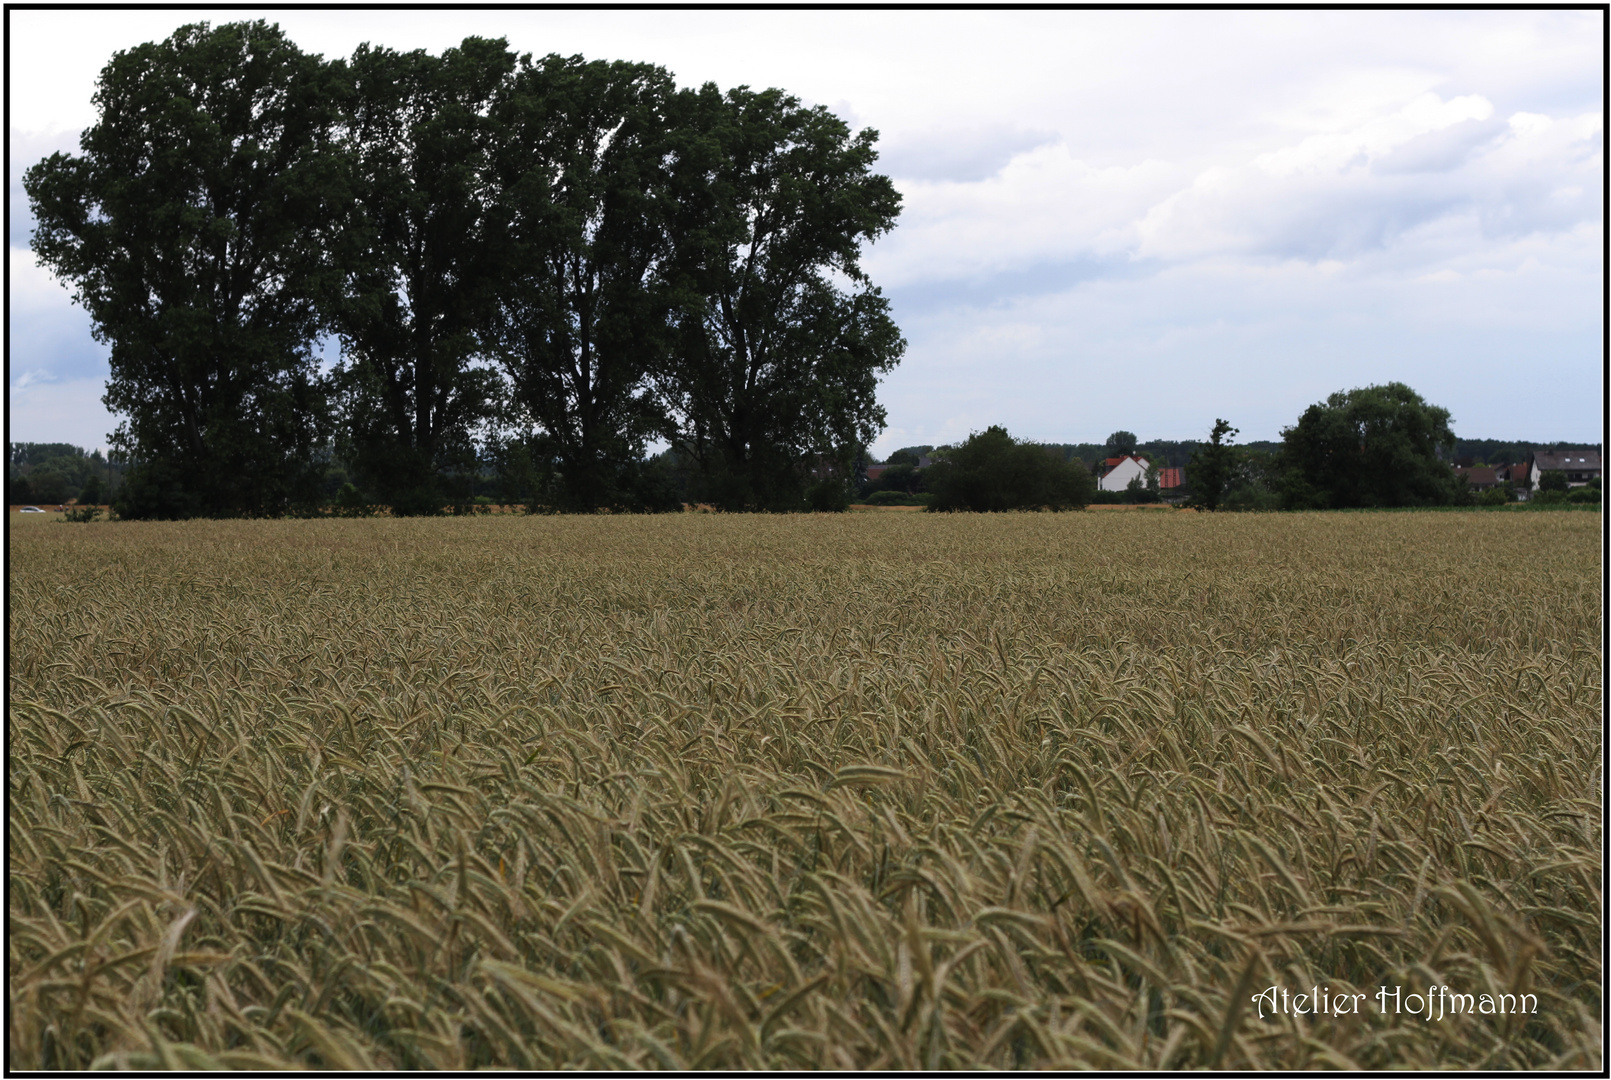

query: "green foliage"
left=804, top=478, right=851, bottom=512
left=485, top=54, right=680, bottom=512
left=1567, top=487, right=1600, bottom=504
left=12, top=443, right=70, bottom=467
left=8, top=443, right=115, bottom=505
left=875, top=462, right=919, bottom=493
left=26, top=22, right=341, bottom=519
left=1478, top=486, right=1512, bottom=507
left=1221, top=485, right=1280, bottom=511
left=60, top=504, right=102, bottom=523
left=485, top=438, right=542, bottom=509
left=1537, top=470, right=1569, bottom=492
left=1186, top=419, right=1239, bottom=511
left=1123, top=472, right=1160, bottom=504
left=1279, top=382, right=1460, bottom=509
left=332, top=482, right=382, bottom=517
left=665, top=85, right=904, bottom=512
left=26, top=470, right=68, bottom=505
left=884, top=445, right=931, bottom=468
left=1104, top=430, right=1138, bottom=457
left=24, top=27, right=904, bottom=518
left=1218, top=448, right=1283, bottom=510
left=77, top=475, right=104, bottom=506
left=331, top=38, right=516, bottom=516
left=925, top=426, right=1094, bottom=512
left=862, top=489, right=930, bottom=506
left=1450, top=439, right=1554, bottom=467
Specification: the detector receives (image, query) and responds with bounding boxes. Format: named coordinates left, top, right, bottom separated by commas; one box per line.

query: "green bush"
left=804, top=479, right=850, bottom=513
left=1221, top=485, right=1281, bottom=511
left=1538, top=470, right=1569, bottom=493
left=333, top=482, right=382, bottom=517
left=864, top=490, right=931, bottom=506
left=1567, top=487, right=1600, bottom=504
left=926, top=426, right=1094, bottom=512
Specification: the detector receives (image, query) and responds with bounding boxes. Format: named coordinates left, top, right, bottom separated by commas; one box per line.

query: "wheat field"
left=8, top=511, right=1601, bottom=1069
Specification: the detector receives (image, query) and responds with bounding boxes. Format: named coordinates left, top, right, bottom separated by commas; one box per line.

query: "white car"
left=19, top=506, right=46, bottom=513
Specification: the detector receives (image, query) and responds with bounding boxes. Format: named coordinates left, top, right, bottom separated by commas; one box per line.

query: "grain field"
left=8, top=511, right=1602, bottom=1069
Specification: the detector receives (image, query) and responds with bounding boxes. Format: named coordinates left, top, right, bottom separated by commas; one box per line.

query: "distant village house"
left=1097, top=454, right=1149, bottom=492
left=1525, top=449, right=1601, bottom=490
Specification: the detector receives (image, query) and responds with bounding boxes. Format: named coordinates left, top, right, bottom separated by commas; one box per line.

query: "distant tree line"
left=855, top=383, right=1592, bottom=513
left=7, top=443, right=125, bottom=506
left=25, top=22, right=903, bottom=518
left=1184, top=383, right=1595, bottom=511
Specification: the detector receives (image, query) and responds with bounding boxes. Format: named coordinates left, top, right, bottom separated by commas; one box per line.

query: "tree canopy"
left=1103, top=430, right=1138, bottom=458
left=26, top=22, right=344, bottom=518
left=487, top=55, right=684, bottom=512
left=1279, top=383, right=1460, bottom=508
left=329, top=37, right=516, bottom=515
left=661, top=85, right=904, bottom=511
left=925, top=427, right=1094, bottom=512
left=25, top=23, right=904, bottom=517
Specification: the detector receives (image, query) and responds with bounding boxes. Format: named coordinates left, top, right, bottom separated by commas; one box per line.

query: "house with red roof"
left=1097, top=454, right=1150, bottom=492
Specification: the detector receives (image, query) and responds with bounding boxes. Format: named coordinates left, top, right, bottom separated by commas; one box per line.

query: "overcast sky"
left=7, top=8, right=1604, bottom=456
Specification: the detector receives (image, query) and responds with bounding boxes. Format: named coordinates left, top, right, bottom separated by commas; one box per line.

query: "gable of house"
left=1097, top=454, right=1150, bottom=492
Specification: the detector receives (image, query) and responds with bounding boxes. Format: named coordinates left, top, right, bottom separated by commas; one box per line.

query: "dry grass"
left=8, top=511, right=1601, bottom=1069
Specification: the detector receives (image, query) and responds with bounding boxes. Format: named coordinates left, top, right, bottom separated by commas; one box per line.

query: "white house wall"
left=1099, top=458, right=1148, bottom=493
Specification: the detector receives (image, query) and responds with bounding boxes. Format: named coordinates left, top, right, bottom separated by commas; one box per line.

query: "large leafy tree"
left=1280, top=382, right=1460, bottom=508
left=25, top=22, right=343, bottom=518
left=485, top=56, right=682, bottom=512
left=329, top=38, right=516, bottom=515
left=664, top=85, right=904, bottom=511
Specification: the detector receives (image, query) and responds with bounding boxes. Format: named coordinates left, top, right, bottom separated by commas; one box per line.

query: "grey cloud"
left=877, top=126, right=1058, bottom=182
left=1252, top=187, right=1470, bottom=261
left=1372, top=117, right=1506, bottom=174
left=886, top=255, right=1160, bottom=317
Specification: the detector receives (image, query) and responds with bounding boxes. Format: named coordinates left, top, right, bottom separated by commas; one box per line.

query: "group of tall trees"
left=26, top=22, right=903, bottom=517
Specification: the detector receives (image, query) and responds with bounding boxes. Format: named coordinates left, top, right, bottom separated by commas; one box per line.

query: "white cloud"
left=1255, top=92, right=1494, bottom=177
left=869, top=147, right=1181, bottom=286
left=10, top=246, right=77, bottom=308
left=1133, top=100, right=1599, bottom=265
